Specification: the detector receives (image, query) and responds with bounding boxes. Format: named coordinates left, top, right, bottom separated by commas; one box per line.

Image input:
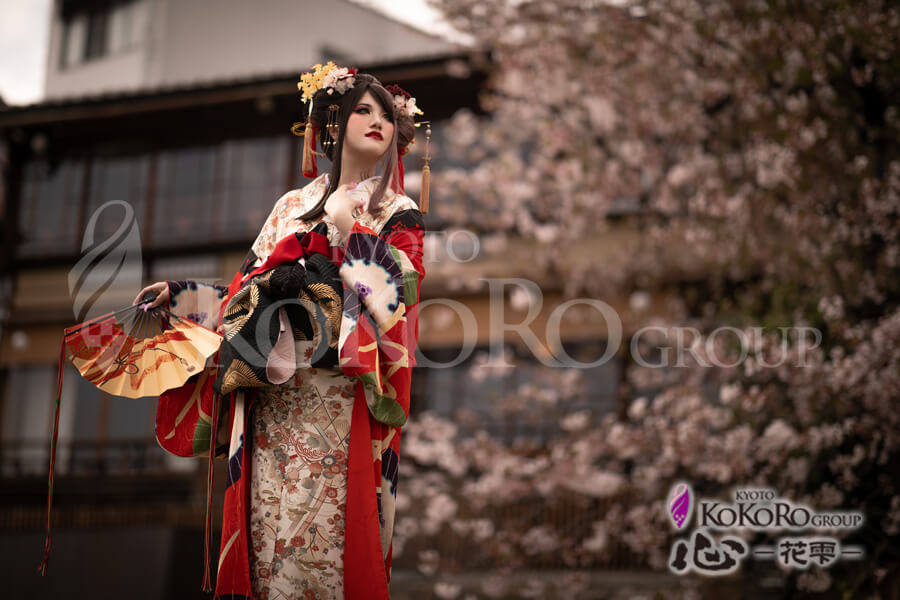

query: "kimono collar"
left=321, top=174, right=396, bottom=213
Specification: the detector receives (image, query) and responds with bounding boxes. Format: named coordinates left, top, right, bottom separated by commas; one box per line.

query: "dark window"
left=72, top=374, right=102, bottom=440
left=60, top=0, right=146, bottom=68
left=153, top=145, right=218, bottom=248
left=220, top=136, right=290, bottom=240
left=61, top=13, right=88, bottom=68
left=1, top=365, right=56, bottom=475
left=84, top=10, right=109, bottom=60
left=18, top=159, right=85, bottom=256
left=86, top=154, right=150, bottom=243
left=18, top=135, right=306, bottom=256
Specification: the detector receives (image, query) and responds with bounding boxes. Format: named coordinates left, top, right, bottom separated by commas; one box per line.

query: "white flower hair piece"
left=386, top=84, right=424, bottom=117
left=322, top=66, right=357, bottom=96
left=393, top=94, right=423, bottom=117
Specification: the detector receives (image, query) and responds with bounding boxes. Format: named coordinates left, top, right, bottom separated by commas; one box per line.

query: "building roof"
left=0, top=51, right=489, bottom=129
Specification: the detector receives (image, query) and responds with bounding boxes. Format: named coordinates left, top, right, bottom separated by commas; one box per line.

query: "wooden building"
left=0, top=2, right=655, bottom=597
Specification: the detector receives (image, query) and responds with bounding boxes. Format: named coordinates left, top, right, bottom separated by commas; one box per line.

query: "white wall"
left=44, top=0, right=152, bottom=99
left=46, top=48, right=148, bottom=99
left=44, top=0, right=455, bottom=99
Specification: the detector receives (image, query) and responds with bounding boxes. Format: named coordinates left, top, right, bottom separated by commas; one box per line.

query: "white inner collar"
left=324, top=173, right=380, bottom=188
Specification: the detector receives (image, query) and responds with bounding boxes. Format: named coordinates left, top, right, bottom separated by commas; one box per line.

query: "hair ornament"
left=386, top=84, right=423, bottom=117
left=297, top=62, right=358, bottom=103
left=294, top=62, right=359, bottom=177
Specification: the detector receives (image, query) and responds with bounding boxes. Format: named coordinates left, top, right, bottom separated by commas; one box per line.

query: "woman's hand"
left=132, top=281, right=170, bottom=309
left=325, top=183, right=367, bottom=239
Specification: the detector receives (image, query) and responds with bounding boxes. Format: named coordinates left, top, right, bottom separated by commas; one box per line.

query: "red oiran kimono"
left=154, top=208, right=425, bottom=599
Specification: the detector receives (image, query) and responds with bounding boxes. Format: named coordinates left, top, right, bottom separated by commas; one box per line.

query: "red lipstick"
left=366, top=131, right=383, bottom=140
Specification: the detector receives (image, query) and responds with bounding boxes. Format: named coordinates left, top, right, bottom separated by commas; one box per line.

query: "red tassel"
left=38, top=334, right=68, bottom=575
left=391, top=151, right=405, bottom=194
left=200, top=389, right=221, bottom=592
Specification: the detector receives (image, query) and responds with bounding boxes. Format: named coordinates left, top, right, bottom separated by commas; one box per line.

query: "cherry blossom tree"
left=400, top=0, right=899, bottom=597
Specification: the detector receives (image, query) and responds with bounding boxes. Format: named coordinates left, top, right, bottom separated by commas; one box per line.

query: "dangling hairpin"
left=324, top=104, right=340, bottom=150
left=292, top=62, right=358, bottom=178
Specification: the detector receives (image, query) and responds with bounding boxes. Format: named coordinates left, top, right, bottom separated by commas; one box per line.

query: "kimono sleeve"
left=337, top=208, right=426, bottom=427
left=249, top=189, right=301, bottom=266
left=154, top=280, right=229, bottom=458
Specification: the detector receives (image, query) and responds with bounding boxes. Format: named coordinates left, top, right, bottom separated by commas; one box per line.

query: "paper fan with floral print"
left=64, top=295, right=222, bottom=398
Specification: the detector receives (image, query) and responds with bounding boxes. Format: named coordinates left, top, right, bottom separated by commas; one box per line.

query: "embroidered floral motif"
left=249, top=368, right=356, bottom=599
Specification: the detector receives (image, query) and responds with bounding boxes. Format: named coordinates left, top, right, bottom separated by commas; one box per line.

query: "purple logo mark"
left=668, top=482, right=693, bottom=530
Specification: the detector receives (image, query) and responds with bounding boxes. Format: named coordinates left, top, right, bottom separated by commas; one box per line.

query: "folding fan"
left=39, top=293, right=222, bottom=574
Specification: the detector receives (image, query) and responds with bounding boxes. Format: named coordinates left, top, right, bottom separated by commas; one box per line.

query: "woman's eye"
left=355, top=107, right=369, bottom=114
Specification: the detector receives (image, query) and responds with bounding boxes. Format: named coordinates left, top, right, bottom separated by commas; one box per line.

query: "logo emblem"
left=668, top=482, right=693, bottom=530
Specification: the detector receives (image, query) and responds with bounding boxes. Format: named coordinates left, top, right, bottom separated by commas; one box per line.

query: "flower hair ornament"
left=386, top=84, right=423, bottom=118
left=386, top=84, right=431, bottom=213
left=292, top=62, right=358, bottom=177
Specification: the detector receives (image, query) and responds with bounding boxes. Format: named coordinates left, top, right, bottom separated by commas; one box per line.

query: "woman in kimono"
left=134, top=66, right=426, bottom=600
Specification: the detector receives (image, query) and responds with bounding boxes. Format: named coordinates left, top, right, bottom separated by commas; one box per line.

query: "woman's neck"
left=337, top=152, right=378, bottom=187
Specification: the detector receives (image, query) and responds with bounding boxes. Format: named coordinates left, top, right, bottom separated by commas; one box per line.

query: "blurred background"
left=1, top=0, right=898, bottom=598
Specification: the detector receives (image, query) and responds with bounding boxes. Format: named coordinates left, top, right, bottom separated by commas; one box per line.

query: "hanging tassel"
left=419, top=164, right=430, bottom=214
left=200, top=388, right=221, bottom=593
left=419, top=122, right=431, bottom=214
left=301, top=123, right=318, bottom=178
left=38, top=333, right=68, bottom=575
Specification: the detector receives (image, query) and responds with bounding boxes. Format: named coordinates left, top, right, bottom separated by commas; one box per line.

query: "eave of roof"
left=0, top=50, right=489, bottom=128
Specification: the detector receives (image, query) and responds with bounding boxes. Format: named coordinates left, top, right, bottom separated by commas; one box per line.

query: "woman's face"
left=342, top=90, right=394, bottom=163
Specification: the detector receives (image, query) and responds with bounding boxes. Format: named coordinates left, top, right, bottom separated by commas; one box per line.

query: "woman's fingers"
left=326, top=184, right=364, bottom=218
left=146, top=289, right=168, bottom=309
left=133, top=288, right=151, bottom=306
left=132, top=287, right=151, bottom=306
left=337, top=182, right=365, bottom=210
left=133, top=282, right=169, bottom=307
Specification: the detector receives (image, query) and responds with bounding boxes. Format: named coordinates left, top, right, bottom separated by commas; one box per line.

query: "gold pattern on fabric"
left=221, top=360, right=265, bottom=391
left=223, top=285, right=259, bottom=341
left=300, top=282, right=342, bottom=348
